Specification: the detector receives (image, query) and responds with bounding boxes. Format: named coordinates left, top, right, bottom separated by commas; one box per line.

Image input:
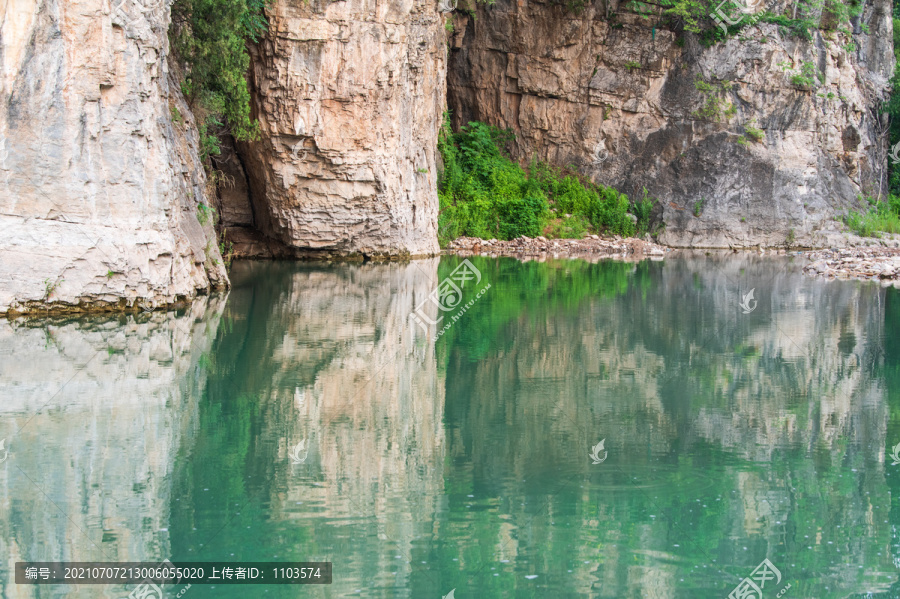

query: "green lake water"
left=2, top=254, right=900, bottom=598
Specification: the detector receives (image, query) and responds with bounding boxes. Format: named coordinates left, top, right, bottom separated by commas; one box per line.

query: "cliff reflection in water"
left=0, top=255, right=897, bottom=598
left=0, top=296, right=227, bottom=598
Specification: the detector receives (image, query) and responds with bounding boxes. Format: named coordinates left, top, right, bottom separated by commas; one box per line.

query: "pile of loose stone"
left=803, top=247, right=900, bottom=283
left=446, top=235, right=668, bottom=259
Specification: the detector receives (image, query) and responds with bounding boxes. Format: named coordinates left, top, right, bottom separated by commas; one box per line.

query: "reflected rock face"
left=0, top=296, right=227, bottom=595
left=0, top=257, right=897, bottom=598
left=220, top=260, right=446, bottom=511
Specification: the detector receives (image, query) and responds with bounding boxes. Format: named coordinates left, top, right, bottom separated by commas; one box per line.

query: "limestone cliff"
left=0, top=0, right=227, bottom=316
left=230, top=0, right=446, bottom=258
left=447, top=0, right=895, bottom=248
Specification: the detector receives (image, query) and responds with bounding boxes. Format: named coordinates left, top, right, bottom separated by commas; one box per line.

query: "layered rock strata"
left=234, top=0, right=447, bottom=259
left=0, top=0, right=227, bottom=316
left=447, top=0, right=895, bottom=248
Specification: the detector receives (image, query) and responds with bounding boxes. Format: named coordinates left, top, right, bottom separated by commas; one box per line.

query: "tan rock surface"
left=0, top=0, right=227, bottom=316
left=236, top=0, right=447, bottom=258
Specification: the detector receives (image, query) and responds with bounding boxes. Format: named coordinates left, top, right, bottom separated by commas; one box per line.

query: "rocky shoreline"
left=445, top=235, right=669, bottom=261
left=447, top=235, right=900, bottom=286
left=802, top=247, right=900, bottom=285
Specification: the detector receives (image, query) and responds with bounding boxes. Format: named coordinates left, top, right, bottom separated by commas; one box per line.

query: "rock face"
left=0, top=0, right=227, bottom=315
left=447, top=0, right=895, bottom=248
left=235, top=0, right=446, bottom=258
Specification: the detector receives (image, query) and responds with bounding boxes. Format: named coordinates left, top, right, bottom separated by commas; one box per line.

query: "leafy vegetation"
left=437, top=119, right=647, bottom=247
left=744, top=121, right=765, bottom=142
left=885, top=2, right=900, bottom=196
left=170, top=0, right=271, bottom=153
left=844, top=195, right=900, bottom=237
left=692, top=77, right=736, bottom=122
left=778, top=60, right=824, bottom=88
left=659, top=0, right=862, bottom=44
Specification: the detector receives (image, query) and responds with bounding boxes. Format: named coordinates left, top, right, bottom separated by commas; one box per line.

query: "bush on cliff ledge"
left=170, top=0, right=270, bottom=143
left=437, top=121, right=637, bottom=247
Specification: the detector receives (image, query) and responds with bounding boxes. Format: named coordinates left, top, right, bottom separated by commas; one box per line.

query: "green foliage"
left=885, top=15, right=900, bottom=196
left=844, top=195, right=900, bottom=237
left=693, top=198, right=704, bottom=217
left=436, top=122, right=638, bottom=246
left=170, top=0, right=271, bottom=143
left=170, top=105, right=183, bottom=124
left=785, top=227, right=796, bottom=247
left=198, top=117, right=222, bottom=161
left=782, top=60, right=824, bottom=88
left=744, top=122, right=765, bottom=142
left=545, top=215, right=590, bottom=238
left=626, top=0, right=655, bottom=18
left=437, top=122, right=549, bottom=244
left=530, top=161, right=637, bottom=237
left=43, top=278, right=62, bottom=300
left=663, top=0, right=710, bottom=34
left=624, top=60, right=643, bottom=70
left=197, top=203, right=217, bottom=226
left=631, top=187, right=657, bottom=235
left=692, top=77, right=736, bottom=121
left=757, top=11, right=817, bottom=39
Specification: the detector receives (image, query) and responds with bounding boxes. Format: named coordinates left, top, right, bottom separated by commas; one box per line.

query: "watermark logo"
left=291, top=141, right=307, bottom=162
left=124, top=559, right=191, bottom=599
left=443, top=589, right=456, bottom=599
left=289, top=439, right=308, bottom=464
left=739, top=288, right=757, bottom=314
left=589, top=439, right=608, bottom=464
left=410, top=259, right=486, bottom=334
left=710, top=0, right=773, bottom=35
left=727, top=558, right=785, bottom=598
left=0, top=439, right=7, bottom=463
left=889, top=141, right=900, bottom=165
left=128, top=582, right=163, bottom=599
left=592, top=141, right=609, bottom=165
left=889, top=442, right=900, bottom=465
left=438, top=0, right=458, bottom=12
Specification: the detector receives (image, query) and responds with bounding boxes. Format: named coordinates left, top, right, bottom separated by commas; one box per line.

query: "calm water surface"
left=2, top=254, right=900, bottom=598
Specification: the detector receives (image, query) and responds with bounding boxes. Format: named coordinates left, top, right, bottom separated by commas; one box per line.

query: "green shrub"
left=436, top=121, right=638, bottom=246
left=545, top=215, right=590, bottom=239
left=631, top=187, right=657, bottom=235
left=844, top=195, right=900, bottom=237
left=437, top=121, right=549, bottom=243
left=692, top=77, right=736, bottom=122
left=530, top=162, right=636, bottom=236
left=744, top=121, right=765, bottom=142
left=170, top=0, right=271, bottom=143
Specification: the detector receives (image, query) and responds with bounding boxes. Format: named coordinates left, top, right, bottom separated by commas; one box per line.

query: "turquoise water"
left=1, top=254, right=899, bottom=598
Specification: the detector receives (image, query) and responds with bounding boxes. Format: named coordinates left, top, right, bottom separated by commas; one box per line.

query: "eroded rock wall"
left=237, top=0, right=446, bottom=258
left=447, top=0, right=895, bottom=248
left=0, top=0, right=227, bottom=316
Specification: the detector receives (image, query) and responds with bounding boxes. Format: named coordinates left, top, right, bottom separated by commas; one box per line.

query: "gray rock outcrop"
left=0, top=0, right=227, bottom=316
left=447, top=0, right=895, bottom=248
